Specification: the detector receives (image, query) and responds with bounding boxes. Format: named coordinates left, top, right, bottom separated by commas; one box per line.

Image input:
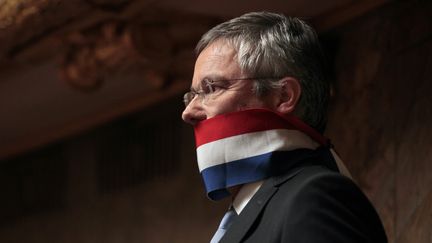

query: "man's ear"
left=276, top=77, right=301, bottom=115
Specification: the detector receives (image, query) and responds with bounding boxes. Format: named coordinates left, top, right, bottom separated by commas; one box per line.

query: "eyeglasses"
left=183, top=77, right=281, bottom=107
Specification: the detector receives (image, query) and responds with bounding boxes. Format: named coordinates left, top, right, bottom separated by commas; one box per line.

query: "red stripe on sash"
left=194, top=109, right=328, bottom=147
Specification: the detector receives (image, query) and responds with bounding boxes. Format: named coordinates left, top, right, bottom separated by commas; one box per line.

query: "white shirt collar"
left=232, top=180, right=264, bottom=214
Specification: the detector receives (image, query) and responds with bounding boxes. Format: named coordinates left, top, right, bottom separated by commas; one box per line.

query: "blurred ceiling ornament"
left=60, top=18, right=184, bottom=91
left=59, top=13, right=216, bottom=92
left=0, top=0, right=56, bottom=29
left=60, top=20, right=140, bottom=91
left=0, top=0, right=220, bottom=92
left=83, top=0, right=131, bottom=11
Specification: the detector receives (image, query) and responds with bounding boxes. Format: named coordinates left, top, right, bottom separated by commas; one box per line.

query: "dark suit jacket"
left=220, top=150, right=387, bottom=243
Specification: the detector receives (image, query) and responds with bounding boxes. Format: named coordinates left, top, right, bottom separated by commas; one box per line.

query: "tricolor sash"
left=194, top=109, right=351, bottom=201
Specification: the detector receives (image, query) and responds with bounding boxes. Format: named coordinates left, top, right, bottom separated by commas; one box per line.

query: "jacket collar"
left=219, top=147, right=338, bottom=242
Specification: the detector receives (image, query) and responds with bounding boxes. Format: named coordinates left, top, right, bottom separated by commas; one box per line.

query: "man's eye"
left=202, top=79, right=216, bottom=94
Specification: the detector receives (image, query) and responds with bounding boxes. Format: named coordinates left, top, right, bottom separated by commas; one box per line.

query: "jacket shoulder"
left=252, top=166, right=388, bottom=243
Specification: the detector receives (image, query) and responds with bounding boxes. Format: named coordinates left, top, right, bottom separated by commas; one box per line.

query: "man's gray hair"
left=196, top=12, right=329, bottom=133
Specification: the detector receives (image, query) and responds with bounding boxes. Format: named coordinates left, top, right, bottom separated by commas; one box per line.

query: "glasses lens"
left=183, top=92, right=193, bottom=107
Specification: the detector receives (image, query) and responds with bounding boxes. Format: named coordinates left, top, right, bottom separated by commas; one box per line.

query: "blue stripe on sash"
left=201, top=148, right=338, bottom=201
left=202, top=152, right=272, bottom=200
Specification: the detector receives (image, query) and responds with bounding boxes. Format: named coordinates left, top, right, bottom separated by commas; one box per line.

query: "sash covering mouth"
left=193, top=109, right=351, bottom=201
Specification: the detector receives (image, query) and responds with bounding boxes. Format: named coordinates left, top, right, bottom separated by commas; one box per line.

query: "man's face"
left=182, top=41, right=276, bottom=125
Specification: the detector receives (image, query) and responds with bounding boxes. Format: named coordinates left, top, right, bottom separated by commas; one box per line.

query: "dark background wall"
left=326, top=1, right=432, bottom=242
left=0, top=1, right=431, bottom=242
left=0, top=97, right=230, bottom=243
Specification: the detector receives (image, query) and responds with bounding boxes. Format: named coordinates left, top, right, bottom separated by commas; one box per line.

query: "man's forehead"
left=192, top=41, right=240, bottom=86
left=198, top=41, right=237, bottom=65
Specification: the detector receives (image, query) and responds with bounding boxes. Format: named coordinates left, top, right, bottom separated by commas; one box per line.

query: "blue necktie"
left=210, top=208, right=237, bottom=243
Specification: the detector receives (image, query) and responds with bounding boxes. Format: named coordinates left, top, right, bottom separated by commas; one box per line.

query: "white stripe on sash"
left=197, top=129, right=319, bottom=172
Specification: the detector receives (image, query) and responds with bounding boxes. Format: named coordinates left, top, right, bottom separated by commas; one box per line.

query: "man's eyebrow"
left=191, top=75, right=223, bottom=88
left=202, top=75, right=234, bottom=83
left=200, top=75, right=217, bottom=81
left=190, top=74, right=233, bottom=91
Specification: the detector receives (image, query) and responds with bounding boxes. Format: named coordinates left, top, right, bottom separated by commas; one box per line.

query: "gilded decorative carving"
left=0, top=0, right=219, bottom=91
left=59, top=14, right=217, bottom=91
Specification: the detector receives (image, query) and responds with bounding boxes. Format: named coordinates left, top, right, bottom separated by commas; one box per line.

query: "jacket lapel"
left=220, top=167, right=305, bottom=243
left=220, top=147, right=338, bottom=242
left=219, top=180, right=277, bottom=243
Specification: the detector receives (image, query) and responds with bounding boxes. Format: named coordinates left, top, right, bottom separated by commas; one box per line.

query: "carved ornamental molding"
left=0, top=0, right=219, bottom=91
left=59, top=13, right=218, bottom=91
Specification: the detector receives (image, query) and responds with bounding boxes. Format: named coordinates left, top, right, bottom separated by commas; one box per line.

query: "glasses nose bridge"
left=182, top=92, right=207, bottom=124
left=184, top=91, right=199, bottom=108
left=185, top=89, right=208, bottom=107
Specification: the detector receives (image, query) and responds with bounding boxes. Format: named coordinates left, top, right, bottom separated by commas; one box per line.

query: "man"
left=182, top=12, right=387, bottom=243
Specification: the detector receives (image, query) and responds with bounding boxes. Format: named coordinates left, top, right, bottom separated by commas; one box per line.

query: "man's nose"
left=182, top=98, right=207, bottom=125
